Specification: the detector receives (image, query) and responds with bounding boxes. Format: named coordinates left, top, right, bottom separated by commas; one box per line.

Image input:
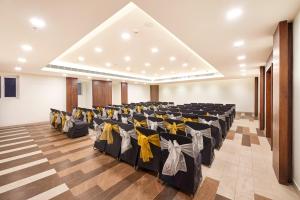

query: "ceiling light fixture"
left=105, top=62, right=112, bottom=67
left=21, top=44, right=33, bottom=51
left=239, top=63, right=246, bottom=67
left=87, top=76, right=92, bottom=79
left=169, top=56, right=176, bottom=61
left=233, top=40, right=244, bottom=47
left=18, top=57, right=27, bottom=63
left=182, top=63, right=188, bottom=67
left=125, top=66, right=131, bottom=71
left=30, top=17, right=46, bottom=29
left=14, top=66, right=22, bottom=71
left=151, top=47, right=159, bottom=53
left=226, top=8, right=243, bottom=20
left=237, top=55, right=246, bottom=60
left=78, top=56, right=85, bottom=62
left=144, top=62, right=151, bottom=67
left=124, top=56, right=131, bottom=62
left=94, top=47, right=103, bottom=53
left=121, top=32, right=131, bottom=40
left=160, top=67, right=165, bottom=70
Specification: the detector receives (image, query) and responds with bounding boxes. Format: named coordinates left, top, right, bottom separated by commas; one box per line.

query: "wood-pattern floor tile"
left=154, top=185, right=178, bottom=200
left=241, top=134, right=251, bottom=147
left=226, top=131, right=235, bottom=140
left=250, top=134, right=260, bottom=145
left=254, top=193, right=272, bottom=200
left=195, top=177, right=219, bottom=200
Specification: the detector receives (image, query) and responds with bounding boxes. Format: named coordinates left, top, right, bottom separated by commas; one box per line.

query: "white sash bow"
left=50, top=112, right=54, bottom=125
left=94, top=122, right=104, bottom=140
left=200, top=118, right=222, bottom=136
left=119, top=128, right=137, bottom=154
left=160, top=137, right=195, bottom=176
left=82, top=111, right=87, bottom=122
left=186, top=126, right=211, bottom=152
left=121, top=117, right=128, bottom=124
left=148, top=120, right=164, bottom=131
left=102, top=108, right=107, bottom=118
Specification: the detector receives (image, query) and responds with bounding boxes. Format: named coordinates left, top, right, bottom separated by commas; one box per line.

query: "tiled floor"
left=0, top=114, right=299, bottom=200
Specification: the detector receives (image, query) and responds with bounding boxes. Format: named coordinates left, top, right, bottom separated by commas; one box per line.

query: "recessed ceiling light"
left=160, top=67, right=165, bottom=70
left=141, top=70, right=146, bottom=74
left=240, top=63, right=246, bottom=67
left=169, top=56, right=176, bottom=61
left=233, top=40, right=244, bottom=47
left=192, top=67, right=196, bottom=71
left=121, top=32, right=131, bottom=40
left=94, top=47, right=103, bottom=53
left=14, top=66, right=22, bottom=71
left=144, top=62, right=151, bottom=67
left=151, top=47, right=159, bottom=53
left=21, top=44, right=32, bottom=51
left=226, top=8, right=243, bottom=20
left=105, top=62, right=112, bottom=67
left=182, top=63, right=188, bottom=67
left=18, top=57, right=27, bottom=63
left=30, top=17, right=46, bottom=29
left=124, top=56, right=131, bottom=62
left=78, top=56, right=85, bottom=62
left=237, top=55, right=246, bottom=60
left=241, top=73, right=247, bottom=76
left=125, top=66, right=131, bottom=71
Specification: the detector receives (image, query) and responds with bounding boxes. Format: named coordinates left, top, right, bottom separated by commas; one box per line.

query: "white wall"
left=159, top=78, right=254, bottom=112
left=293, top=10, right=300, bottom=191
left=112, top=81, right=121, bottom=105
left=0, top=74, right=66, bottom=126
left=128, top=83, right=150, bottom=103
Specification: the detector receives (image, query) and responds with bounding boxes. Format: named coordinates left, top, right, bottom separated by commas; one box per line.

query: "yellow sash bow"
left=87, top=111, right=94, bottom=124
left=61, top=114, right=66, bottom=129
left=99, top=123, right=120, bottom=144
left=96, top=107, right=102, bottom=114
left=136, top=105, right=143, bottom=113
left=51, top=112, right=58, bottom=128
left=134, top=119, right=148, bottom=128
left=75, top=110, right=82, bottom=119
left=137, top=130, right=160, bottom=162
left=182, top=117, right=198, bottom=123
left=164, top=122, right=185, bottom=134
left=155, top=114, right=168, bottom=120
left=107, top=109, right=113, bottom=118
left=123, top=107, right=129, bottom=114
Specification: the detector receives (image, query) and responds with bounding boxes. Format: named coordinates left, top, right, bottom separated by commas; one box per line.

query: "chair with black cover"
left=208, top=111, right=227, bottom=136
left=118, top=123, right=139, bottom=167
left=135, top=126, right=161, bottom=174
left=132, top=114, right=148, bottom=128
left=159, top=132, right=202, bottom=195
left=181, top=113, right=199, bottom=123
left=85, top=109, right=94, bottom=129
left=192, top=110, right=208, bottom=116
left=167, top=112, right=182, bottom=120
left=198, top=116, right=223, bottom=149
left=164, top=119, right=186, bottom=136
left=93, top=118, right=106, bottom=151
left=96, top=120, right=121, bottom=158
left=185, top=122, right=215, bottom=166
left=147, top=116, right=165, bottom=133
left=199, top=115, right=226, bottom=139
left=143, top=110, right=154, bottom=118
left=61, top=111, right=89, bottom=138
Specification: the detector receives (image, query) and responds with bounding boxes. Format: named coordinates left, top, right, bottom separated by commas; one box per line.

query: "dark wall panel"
left=272, top=21, right=293, bottom=184
left=121, top=82, right=128, bottom=104
left=150, top=85, right=159, bottom=102
left=66, top=77, right=78, bottom=112
left=254, top=77, right=258, bottom=117
left=259, top=67, right=265, bottom=130
left=92, top=80, right=112, bottom=107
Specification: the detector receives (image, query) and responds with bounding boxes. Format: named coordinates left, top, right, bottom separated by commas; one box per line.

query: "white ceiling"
left=0, top=0, right=299, bottom=83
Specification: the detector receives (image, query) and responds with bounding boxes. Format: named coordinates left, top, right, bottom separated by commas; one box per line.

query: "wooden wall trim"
left=272, top=21, right=293, bottom=184
left=92, top=80, right=112, bottom=107
left=121, top=82, right=128, bottom=104
left=266, top=66, right=273, bottom=150
left=66, top=77, right=78, bottom=113
left=254, top=77, right=259, bottom=117
left=259, top=66, right=265, bottom=130
left=150, top=85, right=159, bottom=102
